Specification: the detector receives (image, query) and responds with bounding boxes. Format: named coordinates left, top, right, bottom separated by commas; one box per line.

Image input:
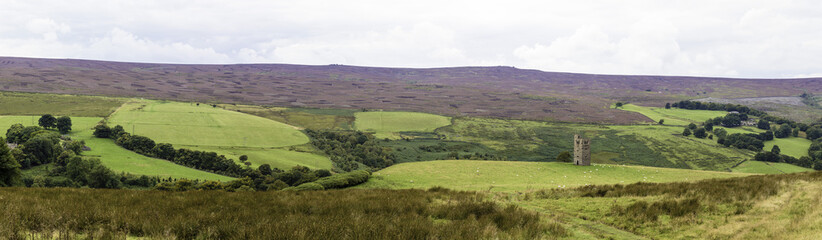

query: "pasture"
left=107, top=100, right=332, bottom=170
left=190, top=146, right=332, bottom=170
left=357, top=160, right=752, bottom=192
left=731, top=160, right=813, bottom=174
left=354, top=111, right=451, bottom=139
left=108, top=101, right=309, bottom=148
left=0, top=115, right=233, bottom=181
left=619, top=104, right=728, bottom=126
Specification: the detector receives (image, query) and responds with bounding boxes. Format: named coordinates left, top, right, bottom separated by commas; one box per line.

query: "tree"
left=615, top=102, right=623, bottom=108
left=665, top=103, right=671, bottom=109
left=93, top=124, right=112, bottom=138
left=239, top=155, right=249, bottom=162
left=258, top=164, right=272, bottom=175
left=38, top=114, right=57, bottom=129
left=56, top=116, right=72, bottom=134
left=757, top=119, right=770, bottom=130
left=704, top=122, right=714, bottom=131
left=658, top=119, right=665, bottom=125
left=793, top=128, right=800, bottom=137
left=0, top=137, right=22, bottom=187
left=111, top=125, right=126, bottom=139
left=683, top=128, right=692, bottom=137
left=688, top=123, right=697, bottom=130
left=775, top=123, right=792, bottom=138
left=771, top=145, right=781, bottom=155
left=807, top=127, right=822, bottom=140
left=713, top=128, right=728, bottom=139
left=5, top=123, right=25, bottom=143
left=694, top=128, right=707, bottom=138
left=556, top=151, right=572, bottom=162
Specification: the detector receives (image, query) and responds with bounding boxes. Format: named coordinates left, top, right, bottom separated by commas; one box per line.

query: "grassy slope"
left=108, top=100, right=309, bottom=148
left=439, top=117, right=752, bottom=170
left=732, top=160, right=813, bottom=174
left=0, top=91, right=124, bottom=117
left=107, top=100, right=332, bottom=170
left=619, top=104, right=727, bottom=126
left=354, top=111, right=451, bottom=139
left=357, top=160, right=752, bottom=192
left=621, top=104, right=812, bottom=162
left=0, top=116, right=233, bottom=181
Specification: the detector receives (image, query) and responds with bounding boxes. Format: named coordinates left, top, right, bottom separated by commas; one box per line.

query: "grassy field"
left=765, top=137, right=813, bottom=158
left=619, top=104, right=728, bottom=126
left=0, top=115, right=233, bottom=181
left=731, top=160, right=814, bottom=174
left=108, top=100, right=332, bottom=170
left=354, top=111, right=451, bottom=139
left=190, top=146, right=332, bottom=170
left=0, top=91, right=124, bottom=117
left=108, top=100, right=309, bottom=148
left=220, top=104, right=356, bottom=130
left=357, top=160, right=753, bottom=192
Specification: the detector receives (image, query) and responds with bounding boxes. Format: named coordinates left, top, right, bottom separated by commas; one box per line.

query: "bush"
left=312, top=170, right=371, bottom=189
left=286, top=182, right=325, bottom=191
left=556, top=151, right=572, bottom=162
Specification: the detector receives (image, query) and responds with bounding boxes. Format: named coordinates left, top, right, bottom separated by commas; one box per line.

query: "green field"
left=765, top=137, right=812, bottom=158
left=107, top=100, right=332, bottom=170
left=0, top=91, right=124, bottom=117
left=0, top=115, right=233, bottom=181
left=189, top=146, right=332, bottom=170
left=354, top=111, right=451, bottom=139
left=731, top=160, right=814, bottom=174
left=108, top=101, right=309, bottom=148
left=619, top=104, right=728, bottom=126
left=357, top=160, right=753, bottom=192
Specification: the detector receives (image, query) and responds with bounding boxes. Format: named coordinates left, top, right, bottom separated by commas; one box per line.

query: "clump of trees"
left=37, top=115, right=72, bottom=134
left=306, top=129, right=395, bottom=172
left=3, top=120, right=148, bottom=189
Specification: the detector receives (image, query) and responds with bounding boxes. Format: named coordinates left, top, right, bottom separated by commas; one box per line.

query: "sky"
left=1, top=0, right=821, bottom=78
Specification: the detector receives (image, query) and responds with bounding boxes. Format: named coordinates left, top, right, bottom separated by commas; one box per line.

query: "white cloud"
left=0, top=0, right=820, bottom=78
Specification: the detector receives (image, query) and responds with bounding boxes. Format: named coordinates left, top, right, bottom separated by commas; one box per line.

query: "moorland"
left=0, top=57, right=821, bottom=239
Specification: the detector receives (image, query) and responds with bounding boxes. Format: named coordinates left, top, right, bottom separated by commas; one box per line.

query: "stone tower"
left=573, top=135, right=591, bottom=166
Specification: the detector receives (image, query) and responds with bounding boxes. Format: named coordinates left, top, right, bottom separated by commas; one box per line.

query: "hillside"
left=2, top=57, right=822, bottom=124
left=357, top=160, right=752, bottom=192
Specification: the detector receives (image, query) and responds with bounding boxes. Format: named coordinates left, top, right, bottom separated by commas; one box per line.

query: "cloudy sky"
left=1, top=0, right=821, bottom=78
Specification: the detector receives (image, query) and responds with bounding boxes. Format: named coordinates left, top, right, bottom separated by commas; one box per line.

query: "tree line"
left=93, top=124, right=245, bottom=177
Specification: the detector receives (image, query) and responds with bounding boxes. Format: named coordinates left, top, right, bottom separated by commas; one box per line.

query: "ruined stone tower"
left=573, top=135, right=591, bottom=166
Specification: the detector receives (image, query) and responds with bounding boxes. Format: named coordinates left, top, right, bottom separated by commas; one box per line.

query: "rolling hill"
left=2, top=57, right=821, bottom=124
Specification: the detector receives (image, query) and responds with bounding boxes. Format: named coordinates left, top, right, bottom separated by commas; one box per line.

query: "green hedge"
left=287, top=170, right=371, bottom=191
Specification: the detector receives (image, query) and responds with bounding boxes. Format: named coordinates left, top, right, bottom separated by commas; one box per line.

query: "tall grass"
left=0, top=187, right=559, bottom=239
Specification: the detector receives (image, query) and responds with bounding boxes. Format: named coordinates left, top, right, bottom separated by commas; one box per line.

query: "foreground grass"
left=355, top=111, right=451, bottom=139
left=0, top=91, right=125, bottom=117
left=519, top=170, right=822, bottom=239
left=357, top=161, right=753, bottom=192
left=0, top=188, right=561, bottom=239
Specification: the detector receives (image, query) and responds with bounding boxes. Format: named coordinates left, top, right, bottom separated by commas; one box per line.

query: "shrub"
left=286, top=182, right=325, bottom=191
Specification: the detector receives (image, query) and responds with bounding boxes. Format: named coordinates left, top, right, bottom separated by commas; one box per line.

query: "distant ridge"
left=1, top=56, right=820, bottom=124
